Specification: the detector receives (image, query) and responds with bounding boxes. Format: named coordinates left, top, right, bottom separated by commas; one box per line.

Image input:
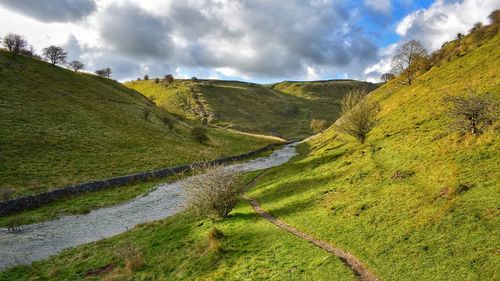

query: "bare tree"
left=444, top=90, right=497, bottom=135
left=391, top=40, right=428, bottom=85
left=310, top=119, right=328, bottom=134
left=95, top=67, right=112, bottom=78
left=341, top=88, right=368, bottom=112
left=162, top=116, right=175, bottom=131
left=42, top=45, right=67, bottom=65
left=380, top=73, right=395, bottom=82
left=183, top=162, right=244, bottom=219
left=164, top=74, right=174, bottom=84
left=334, top=89, right=380, bottom=143
left=68, top=60, right=84, bottom=72
left=2, top=33, right=27, bottom=58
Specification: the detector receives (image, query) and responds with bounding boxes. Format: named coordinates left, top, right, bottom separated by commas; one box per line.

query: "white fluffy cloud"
left=364, top=0, right=499, bottom=81
left=396, top=0, right=499, bottom=50
left=0, top=0, right=381, bottom=81
left=1, top=0, right=498, bottom=82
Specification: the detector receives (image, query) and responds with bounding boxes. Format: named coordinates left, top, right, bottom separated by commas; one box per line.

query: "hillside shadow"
left=242, top=141, right=351, bottom=218
left=250, top=172, right=338, bottom=216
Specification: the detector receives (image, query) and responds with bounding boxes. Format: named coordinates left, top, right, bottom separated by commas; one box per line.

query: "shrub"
left=115, top=243, right=144, bottom=272
left=334, top=89, right=380, bottom=143
left=143, top=108, right=150, bottom=120
left=143, top=75, right=149, bottom=81
left=444, top=91, right=497, bottom=135
left=183, top=162, right=244, bottom=219
left=455, top=183, right=472, bottom=195
left=162, top=116, right=174, bottom=131
left=95, top=67, right=112, bottom=78
left=310, top=119, right=328, bottom=133
left=191, top=126, right=208, bottom=143
left=154, top=78, right=160, bottom=83
left=164, top=74, right=174, bottom=84
left=191, top=76, right=198, bottom=82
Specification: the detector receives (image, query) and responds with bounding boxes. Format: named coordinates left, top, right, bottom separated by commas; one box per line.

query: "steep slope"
left=246, top=34, right=500, bottom=280
left=0, top=52, right=274, bottom=197
left=126, top=79, right=376, bottom=139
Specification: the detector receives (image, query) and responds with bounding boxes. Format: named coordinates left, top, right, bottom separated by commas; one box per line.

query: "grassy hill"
left=1, top=23, right=498, bottom=281
left=0, top=51, right=275, bottom=198
left=244, top=33, right=500, bottom=280
left=126, top=79, right=376, bottom=139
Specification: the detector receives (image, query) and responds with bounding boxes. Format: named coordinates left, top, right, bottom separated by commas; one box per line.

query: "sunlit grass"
left=126, top=79, right=376, bottom=139
left=0, top=51, right=275, bottom=197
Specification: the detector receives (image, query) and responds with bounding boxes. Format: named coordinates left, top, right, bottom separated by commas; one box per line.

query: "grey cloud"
left=96, top=2, right=174, bottom=59
left=0, top=0, right=96, bottom=22
left=167, top=0, right=378, bottom=79
left=55, top=0, right=381, bottom=81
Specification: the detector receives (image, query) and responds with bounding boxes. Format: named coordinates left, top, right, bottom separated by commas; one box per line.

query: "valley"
left=0, top=4, right=499, bottom=281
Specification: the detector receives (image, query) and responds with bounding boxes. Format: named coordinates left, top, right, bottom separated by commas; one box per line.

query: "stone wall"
left=0, top=143, right=283, bottom=216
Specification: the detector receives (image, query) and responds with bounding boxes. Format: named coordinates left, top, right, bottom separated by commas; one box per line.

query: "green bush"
left=191, top=126, right=208, bottom=143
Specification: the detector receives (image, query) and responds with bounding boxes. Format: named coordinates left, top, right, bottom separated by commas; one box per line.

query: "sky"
left=0, top=0, right=498, bottom=83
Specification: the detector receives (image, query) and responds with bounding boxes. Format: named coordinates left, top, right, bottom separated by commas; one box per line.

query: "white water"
left=0, top=143, right=297, bottom=270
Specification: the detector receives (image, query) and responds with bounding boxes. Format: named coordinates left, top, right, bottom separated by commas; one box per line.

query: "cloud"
left=166, top=0, right=378, bottom=80
left=363, top=0, right=499, bottom=82
left=395, top=0, right=499, bottom=50
left=0, top=0, right=395, bottom=81
left=363, top=43, right=397, bottom=82
left=0, top=0, right=96, bottom=23
left=95, top=2, right=174, bottom=59
left=364, top=0, right=392, bottom=14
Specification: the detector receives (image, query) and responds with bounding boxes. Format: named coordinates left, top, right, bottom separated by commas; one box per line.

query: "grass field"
left=1, top=21, right=498, bottom=281
left=0, top=191, right=357, bottom=281
left=245, top=34, right=500, bottom=280
left=126, top=79, right=376, bottom=139
left=0, top=51, right=275, bottom=198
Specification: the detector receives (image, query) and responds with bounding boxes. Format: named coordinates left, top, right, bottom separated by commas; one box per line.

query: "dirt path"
left=245, top=192, right=379, bottom=281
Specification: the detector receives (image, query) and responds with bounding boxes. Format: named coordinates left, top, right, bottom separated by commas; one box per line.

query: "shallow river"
left=0, top=143, right=297, bottom=270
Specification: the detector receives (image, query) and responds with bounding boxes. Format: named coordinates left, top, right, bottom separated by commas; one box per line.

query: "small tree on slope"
left=334, top=89, right=380, bottom=143
left=2, top=33, right=27, bottom=58
left=42, top=45, right=67, bottom=65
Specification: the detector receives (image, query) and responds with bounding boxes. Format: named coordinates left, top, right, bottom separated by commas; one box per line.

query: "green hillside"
left=1, top=19, right=498, bottom=281
left=245, top=34, right=500, bottom=280
left=0, top=52, right=275, bottom=198
left=126, top=79, right=376, bottom=139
